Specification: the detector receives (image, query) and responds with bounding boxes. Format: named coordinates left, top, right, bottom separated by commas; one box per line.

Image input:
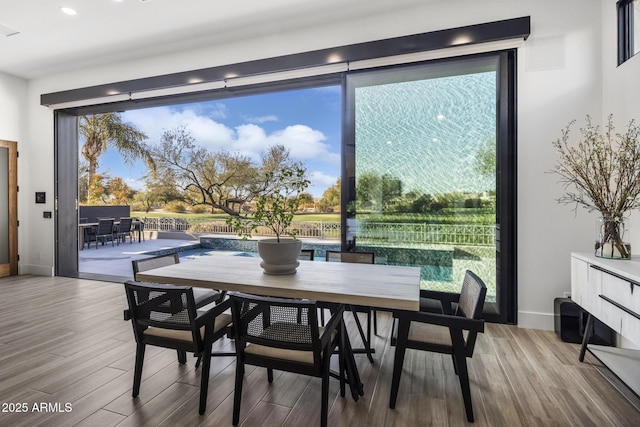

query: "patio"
left=78, top=237, right=201, bottom=279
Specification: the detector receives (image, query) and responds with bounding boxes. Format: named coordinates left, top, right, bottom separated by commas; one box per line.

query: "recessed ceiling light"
left=60, top=6, right=77, bottom=16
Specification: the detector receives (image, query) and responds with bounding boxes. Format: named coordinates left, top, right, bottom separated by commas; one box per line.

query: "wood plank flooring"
left=1, top=275, right=639, bottom=426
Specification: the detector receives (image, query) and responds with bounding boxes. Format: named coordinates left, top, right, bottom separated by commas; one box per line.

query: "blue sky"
left=92, top=85, right=342, bottom=197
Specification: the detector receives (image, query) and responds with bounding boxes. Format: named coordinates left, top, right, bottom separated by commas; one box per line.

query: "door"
left=344, top=52, right=517, bottom=323
left=0, top=139, right=18, bottom=277
left=54, top=112, right=79, bottom=277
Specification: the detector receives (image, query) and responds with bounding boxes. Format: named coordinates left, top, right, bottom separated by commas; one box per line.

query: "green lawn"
left=133, top=210, right=494, bottom=225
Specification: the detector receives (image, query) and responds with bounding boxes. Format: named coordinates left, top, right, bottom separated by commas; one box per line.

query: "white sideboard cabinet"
left=571, top=252, right=640, bottom=396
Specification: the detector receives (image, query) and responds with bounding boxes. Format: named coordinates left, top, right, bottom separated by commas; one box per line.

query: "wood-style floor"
left=0, top=275, right=639, bottom=426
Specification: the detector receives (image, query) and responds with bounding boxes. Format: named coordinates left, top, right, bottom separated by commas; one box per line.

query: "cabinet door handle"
left=599, top=294, right=640, bottom=320
left=590, top=264, right=640, bottom=293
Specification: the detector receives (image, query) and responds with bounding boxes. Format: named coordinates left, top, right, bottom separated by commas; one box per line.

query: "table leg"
left=579, top=313, right=594, bottom=362
left=340, top=312, right=364, bottom=399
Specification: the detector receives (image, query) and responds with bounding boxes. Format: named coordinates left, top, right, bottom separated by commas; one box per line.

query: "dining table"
left=79, top=219, right=144, bottom=249
left=136, top=253, right=421, bottom=400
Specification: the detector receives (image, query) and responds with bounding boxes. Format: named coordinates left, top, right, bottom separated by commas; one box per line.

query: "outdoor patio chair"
left=132, top=218, right=145, bottom=241
left=80, top=217, right=95, bottom=249
left=94, top=218, right=116, bottom=248
left=325, top=250, right=376, bottom=363
left=389, top=270, right=487, bottom=422
left=116, top=217, right=134, bottom=244
left=124, top=280, right=232, bottom=415
left=229, top=292, right=345, bottom=427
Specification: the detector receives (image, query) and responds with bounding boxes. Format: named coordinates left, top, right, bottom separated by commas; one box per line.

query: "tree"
left=133, top=191, right=159, bottom=213
left=150, top=126, right=303, bottom=215
left=297, top=192, right=315, bottom=208
left=475, top=137, right=496, bottom=178
left=227, top=165, right=310, bottom=242
left=87, top=174, right=106, bottom=205
left=356, top=172, right=402, bottom=212
left=79, top=113, right=155, bottom=199
left=144, top=169, right=185, bottom=205
left=317, top=179, right=340, bottom=212
left=108, top=177, right=132, bottom=205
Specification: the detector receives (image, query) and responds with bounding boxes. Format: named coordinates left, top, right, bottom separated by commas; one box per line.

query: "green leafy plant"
left=226, top=166, right=310, bottom=242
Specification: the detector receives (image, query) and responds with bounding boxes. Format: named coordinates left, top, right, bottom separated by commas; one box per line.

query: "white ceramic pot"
left=257, top=238, right=302, bottom=275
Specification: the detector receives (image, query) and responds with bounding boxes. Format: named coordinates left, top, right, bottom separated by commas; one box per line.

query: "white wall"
left=22, top=0, right=605, bottom=329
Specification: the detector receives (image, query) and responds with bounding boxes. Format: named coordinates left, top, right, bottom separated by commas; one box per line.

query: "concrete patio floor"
left=78, top=238, right=201, bottom=279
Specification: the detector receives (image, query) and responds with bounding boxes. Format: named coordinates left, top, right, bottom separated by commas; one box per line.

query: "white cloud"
left=268, top=125, right=339, bottom=165
left=308, top=170, right=339, bottom=197
left=123, top=107, right=234, bottom=149
left=245, top=114, right=278, bottom=124
left=123, top=107, right=339, bottom=168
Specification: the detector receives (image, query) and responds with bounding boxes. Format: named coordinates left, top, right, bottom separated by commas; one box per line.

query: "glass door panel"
left=345, top=55, right=507, bottom=313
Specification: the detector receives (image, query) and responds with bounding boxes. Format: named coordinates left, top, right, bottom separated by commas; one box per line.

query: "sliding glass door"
left=344, top=52, right=516, bottom=323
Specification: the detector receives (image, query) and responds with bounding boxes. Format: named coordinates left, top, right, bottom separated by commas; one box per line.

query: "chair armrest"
left=420, top=289, right=460, bottom=303
left=195, top=297, right=232, bottom=328
left=420, top=289, right=460, bottom=314
left=394, top=309, right=484, bottom=333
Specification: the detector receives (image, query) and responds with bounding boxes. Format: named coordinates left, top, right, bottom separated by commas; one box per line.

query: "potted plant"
left=552, top=115, right=640, bottom=259
left=227, top=165, right=310, bottom=274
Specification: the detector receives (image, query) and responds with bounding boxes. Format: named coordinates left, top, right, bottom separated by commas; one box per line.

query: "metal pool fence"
left=142, top=217, right=495, bottom=246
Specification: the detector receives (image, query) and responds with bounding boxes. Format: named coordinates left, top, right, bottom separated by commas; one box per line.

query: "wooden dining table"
left=136, top=253, right=421, bottom=399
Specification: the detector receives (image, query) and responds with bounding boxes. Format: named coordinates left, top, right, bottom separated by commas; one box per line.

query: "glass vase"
left=595, top=213, right=631, bottom=259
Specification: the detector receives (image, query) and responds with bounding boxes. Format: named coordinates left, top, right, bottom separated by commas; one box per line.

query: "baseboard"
left=517, top=310, right=554, bottom=331
left=19, top=264, right=54, bottom=276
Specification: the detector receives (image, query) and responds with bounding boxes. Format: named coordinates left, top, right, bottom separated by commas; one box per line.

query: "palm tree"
left=79, top=113, right=155, bottom=198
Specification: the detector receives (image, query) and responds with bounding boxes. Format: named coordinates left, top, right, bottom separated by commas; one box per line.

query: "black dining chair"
left=80, top=217, right=96, bottom=249
left=116, top=217, right=134, bottom=244
left=325, top=250, right=376, bottom=363
left=129, top=253, right=231, bottom=365
left=229, top=292, right=345, bottom=427
left=298, top=249, right=315, bottom=261
left=94, top=218, right=116, bottom=248
left=389, top=270, right=487, bottom=422
left=124, top=281, right=232, bottom=415
left=132, top=253, right=224, bottom=309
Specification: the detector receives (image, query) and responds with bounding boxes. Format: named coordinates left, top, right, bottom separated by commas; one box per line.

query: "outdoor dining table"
left=135, top=253, right=421, bottom=399
left=79, top=219, right=144, bottom=249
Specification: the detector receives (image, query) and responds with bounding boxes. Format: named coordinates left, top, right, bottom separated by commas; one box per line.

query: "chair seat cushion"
left=393, top=320, right=468, bottom=347
left=245, top=324, right=335, bottom=365
left=144, top=313, right=232, bottom=342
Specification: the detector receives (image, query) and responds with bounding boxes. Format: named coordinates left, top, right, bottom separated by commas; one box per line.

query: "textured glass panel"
left=353, top=71, right=497, bottom=301
left=0, top=147, right=8, bottom=264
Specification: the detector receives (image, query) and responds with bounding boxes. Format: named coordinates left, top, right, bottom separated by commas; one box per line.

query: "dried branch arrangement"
left=552, top=115, right=640, bottom=215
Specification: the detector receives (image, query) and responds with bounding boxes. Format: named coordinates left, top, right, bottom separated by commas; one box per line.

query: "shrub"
left=190, top=204, right=209, bottom=214
left=164, top=200, right=186, bottom=213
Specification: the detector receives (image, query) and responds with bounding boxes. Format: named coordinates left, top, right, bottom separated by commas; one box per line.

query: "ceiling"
left=0, top=0, right=430, bottom=80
